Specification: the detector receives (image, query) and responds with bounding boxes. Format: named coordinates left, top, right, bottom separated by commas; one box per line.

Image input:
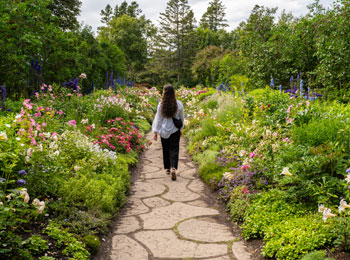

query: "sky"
left=78, top=0, right=334, bottom=33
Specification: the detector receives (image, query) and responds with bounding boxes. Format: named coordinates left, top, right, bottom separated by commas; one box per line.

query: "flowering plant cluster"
left=0, top=78, right=159, bottom=259
left=87, top=117, right=148, bottom=153
left=182, top=86, right=350, bottom=259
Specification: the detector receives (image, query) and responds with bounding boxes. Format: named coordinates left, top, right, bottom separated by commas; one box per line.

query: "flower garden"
left=0, top=81, right=159, bottom=259
left=180, top=86, right=350, bottom=260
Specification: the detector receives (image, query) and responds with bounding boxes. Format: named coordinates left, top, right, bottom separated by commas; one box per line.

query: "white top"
left=152, top=100, right=185, bottom=139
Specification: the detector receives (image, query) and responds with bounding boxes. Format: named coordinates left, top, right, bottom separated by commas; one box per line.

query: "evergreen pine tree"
left=100, top=4, right=113, bottom=24
left=200, top=0, right=228, bottom=31
left=158, top=0, right=196, bottom=82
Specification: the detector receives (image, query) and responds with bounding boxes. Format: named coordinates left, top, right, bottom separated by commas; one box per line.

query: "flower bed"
left=181, top=86, right=350, bottom=259
left=0, top=83, right=159, bottom=259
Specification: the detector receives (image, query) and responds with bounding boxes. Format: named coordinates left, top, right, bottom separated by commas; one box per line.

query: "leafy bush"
left=227, top=186, right=251, bottom=223
left=83, top=235, right=100, bottom=254
left=262, top=216, right=336, bottom=260
left=300, top=250, right=330, bottom=260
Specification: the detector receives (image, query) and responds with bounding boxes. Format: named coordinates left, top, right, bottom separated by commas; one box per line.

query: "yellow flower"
left=281, top=167, right=293, bottom=176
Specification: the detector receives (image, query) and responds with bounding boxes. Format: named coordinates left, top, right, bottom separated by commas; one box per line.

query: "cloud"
left=78, top=0, right=334, bottom=33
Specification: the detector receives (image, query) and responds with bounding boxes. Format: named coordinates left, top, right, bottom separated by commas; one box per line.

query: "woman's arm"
left=152, top=103, right=162, bottom=140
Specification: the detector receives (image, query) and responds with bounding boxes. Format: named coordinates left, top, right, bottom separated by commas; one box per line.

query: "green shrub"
left=227, top=186, right=251, bottom=223
left=300, top=250, right=330, bottom=260
left=24, top=235, right=48, bottom=254
left=262, top=216, right=336, bottom=260
left=242, top=190, right=308, bottom=239
left=83, top=235, right=100, bottom=254
left=43, top=222, right=90, bottom=260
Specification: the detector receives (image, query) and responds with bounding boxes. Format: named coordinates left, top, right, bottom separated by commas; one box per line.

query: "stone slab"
left=110, top=235, right=148, bottom=260
left=178, top=218, right=235, bottom=242
left=134, top=230, right=227, bottom=258
left=143, top=197, right=171, bottom=208
left=232, top=241, right=252, bottom=260
left=115, top=216, right=141, bottom=234
left=124, top=198, right=149, bottom=216
left=140, top=202, right=218, bottom=229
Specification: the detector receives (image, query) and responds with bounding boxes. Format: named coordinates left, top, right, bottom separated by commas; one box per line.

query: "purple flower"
left=346, top=168, right=350, bottom=173
left=18, top=170, right=27, bottom=176
left=0, top=177, right=6, bottom=182
left=17, top=179, right=26, bottom=186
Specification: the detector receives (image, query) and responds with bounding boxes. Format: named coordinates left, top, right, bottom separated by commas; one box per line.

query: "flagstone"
left=177, top=218, right=235, bottom=242
left=110, top=235, right=148, bottom=260
left=140, top=202, right=218, bottom=229
left=134, top=230, right=227, bottom=258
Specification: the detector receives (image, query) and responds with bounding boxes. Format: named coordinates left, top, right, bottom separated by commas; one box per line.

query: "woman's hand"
left=154, top=133, right=158, bottom=141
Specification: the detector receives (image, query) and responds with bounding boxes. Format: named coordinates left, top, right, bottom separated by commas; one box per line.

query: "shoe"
left=165, top=169, right=170, bottom=175
left=171, top=168, right=176, bottom=181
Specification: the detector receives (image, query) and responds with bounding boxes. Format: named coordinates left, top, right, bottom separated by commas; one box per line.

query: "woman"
left=152, top=84, right=184, bottom=181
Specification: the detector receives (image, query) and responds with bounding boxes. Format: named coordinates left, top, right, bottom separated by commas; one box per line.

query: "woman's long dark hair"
left=161, top=84, right=177, bottom=118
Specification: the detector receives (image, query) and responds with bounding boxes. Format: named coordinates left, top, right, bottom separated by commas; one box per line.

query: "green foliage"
left=24, top=235, right=49, bottom=254
left=83, top=235, right=100, bottom=254
left=43, top=222, right=90, bottom=260
left=200, top=0, right=228, bottom=31
left=262, top=216, right=336, bottom=260
left=300, top=250, right=330, bottom=260
left=227, top=186, right=251, bottom=223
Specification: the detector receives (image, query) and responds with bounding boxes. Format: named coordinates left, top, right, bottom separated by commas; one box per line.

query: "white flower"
left=223, top=172, right=233, bottom=181
left=32, top=198, right=45, bottom=214
left=20, top=143, right=24, bottom=147
left=318, top=204, right=326, bottom=213
left=345, top=174, right=350, bottom=183
left=20, top=188, right=30, bottom=203
left=0, top=201, right=3, bottom=206
left=27, top=148, right=34, bottom=157
left=25, top=156, right=30, bottom=163
left=91, top=123, right=95, bottom=129
left=322, top=208, right=336, bottom=222
left=81, top=119, right=88, bottom=124
left=5, top=124, right=11, bottom=128
left=74, top=165, right=81, bottom=171
left=37, top=201, right=45, bottom=214
left=32, top=198, right=41, bottom=207
left=6, top=194, right=11, bottom=201
left=0, top=131, right=8, bottom=141
left=16, top=137, right=20, bottom=141
left=53, top=151, right=60, bottom=156
left=281, top=167, right=293, bottom=176
left=339, top=199, right=350, bottom=213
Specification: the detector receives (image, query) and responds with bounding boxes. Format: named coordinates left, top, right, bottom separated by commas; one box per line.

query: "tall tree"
left=100, top=4, right=113, bottom=24
left=98, top=15, right=151, bottom=79
left=48, top=0, right=82, bottom=30
left=157, top=0, right=196, bottom=82
left=200, top=0, right=228, bottom=32
left=114, top=1, right=142, bottom=18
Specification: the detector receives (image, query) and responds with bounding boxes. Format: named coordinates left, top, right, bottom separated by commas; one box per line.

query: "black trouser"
left=161, top=130, right=180, bottom=170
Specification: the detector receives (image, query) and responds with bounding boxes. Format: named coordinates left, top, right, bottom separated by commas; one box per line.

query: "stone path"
left=107, top=133, right=253, bottom=260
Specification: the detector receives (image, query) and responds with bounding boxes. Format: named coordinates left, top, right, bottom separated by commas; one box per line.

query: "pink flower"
left=67, top=120, right=76, bottom=127
left=241, top=164, right=251, bottom=173
left=58, top=110, right=63, bottom=115
left=42, top=122, right=47, bottom=127
left=36, top=124, right=41, bottom=131
left=34, top=112, right=42, bottom=117
left=35, top=92, right=40, bottom=99
left=249, top=152, right=255, bottom=158
left=79, top=73, right=87, bottom=79
left=306, top=100, right=310, bottom=107
left=31, top=138, right=37, bottom=145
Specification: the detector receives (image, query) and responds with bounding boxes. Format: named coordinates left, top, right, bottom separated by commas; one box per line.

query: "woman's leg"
left=169, top=131, right=181, bottom=170
left=161, top=137, right=171, bottom=170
